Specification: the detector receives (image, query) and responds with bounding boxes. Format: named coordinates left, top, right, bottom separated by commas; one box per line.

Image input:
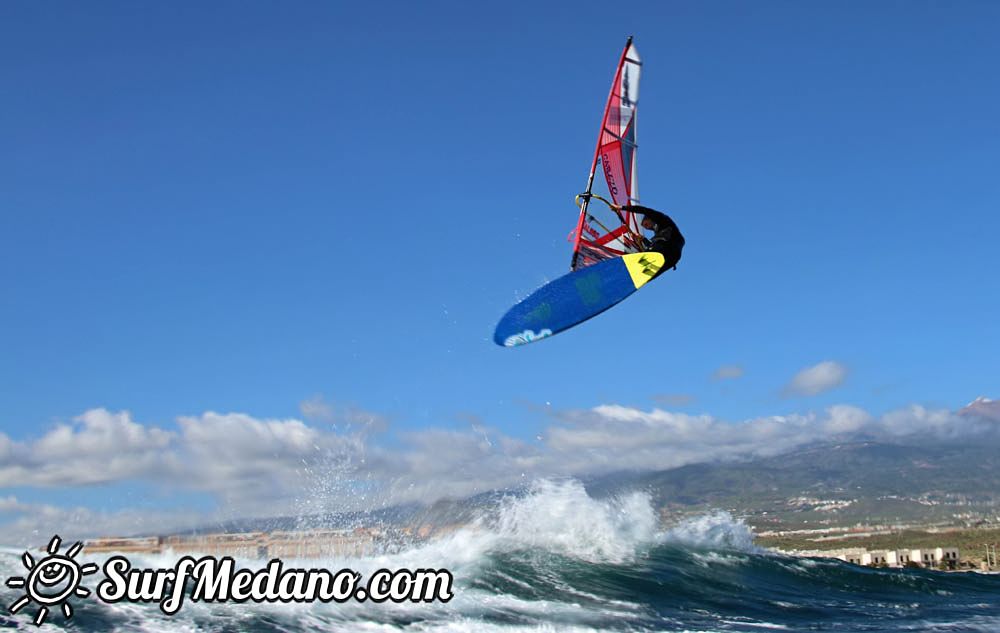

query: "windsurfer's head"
left=641, top=216, right=657, bottom=231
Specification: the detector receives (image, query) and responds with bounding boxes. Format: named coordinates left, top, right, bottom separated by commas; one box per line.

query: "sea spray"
left=493, top=479, right=659, bottom=563
left=661, top=510, right=758, bottom=551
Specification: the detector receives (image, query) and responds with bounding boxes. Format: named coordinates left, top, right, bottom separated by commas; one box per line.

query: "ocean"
left=2, top=480, right=998, bottom=632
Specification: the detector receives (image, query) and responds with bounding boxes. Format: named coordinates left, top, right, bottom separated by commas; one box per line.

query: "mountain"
left=170, top=430, right=1000, bottom=537
left=588, top=438, right=1000, bottom=527
left=959, top=396, right=1000, bottom=422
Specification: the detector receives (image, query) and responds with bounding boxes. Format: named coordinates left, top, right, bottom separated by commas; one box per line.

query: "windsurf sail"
left=570, top=37, right=645, bottom=271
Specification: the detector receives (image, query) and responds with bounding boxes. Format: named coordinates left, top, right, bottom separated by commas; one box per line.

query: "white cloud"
left=1, top=396, right=996, bottom=541
left=0, top=495, right=206, bottom=545
left=299, top=394, right=335, bottom=422
left=784, top=360, right=847, bottom=396
left=824, top=404, right=872, bottom=434
left=0, top=409, right=173, bottom=487
left=299, top=394, right=389, bottom=434
left=170, top=412, right=370, bottom=512
left=0, top=495, right=23, bottom=512
left=546, top=405, right=820, bottom=473
left=712, top=365, right=744, bottom=381
left=0, top=433, right=13, bottom=460
left=878, top=404, right=993, bottom=439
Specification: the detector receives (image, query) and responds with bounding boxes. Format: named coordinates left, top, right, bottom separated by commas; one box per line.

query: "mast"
left=570, top=36, right=635, bottom=271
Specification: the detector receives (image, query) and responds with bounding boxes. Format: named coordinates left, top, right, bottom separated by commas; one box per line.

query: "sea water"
left=2, top=479, right=998, bottom=632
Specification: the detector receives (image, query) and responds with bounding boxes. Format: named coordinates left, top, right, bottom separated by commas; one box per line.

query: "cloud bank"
left=1, top=395, right=996, bottom=542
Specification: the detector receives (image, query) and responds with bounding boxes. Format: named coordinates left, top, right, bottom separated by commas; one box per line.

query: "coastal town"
left=77, top=519, right=1000, bottom=573
left=752, top=516, right=1000, bottom=571
left=791, top=546, right=965, bottom=570
left=82, top=523, right=465, bottom=560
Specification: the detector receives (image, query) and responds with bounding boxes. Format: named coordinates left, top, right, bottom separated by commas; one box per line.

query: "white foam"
left=0, top=478, right=771, bottom=632
left=492, top=479, right=659, bottom=564
left=661, top=510, right=757, bottom=552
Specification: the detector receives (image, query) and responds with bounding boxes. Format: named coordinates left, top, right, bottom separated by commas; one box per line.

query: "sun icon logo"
left=5, top=535, right=99, bottom=626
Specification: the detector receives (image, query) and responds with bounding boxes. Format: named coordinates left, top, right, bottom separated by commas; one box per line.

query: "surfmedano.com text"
left=96, top=555, right=454, bottom=615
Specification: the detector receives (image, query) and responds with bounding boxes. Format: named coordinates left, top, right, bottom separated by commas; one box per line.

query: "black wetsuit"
left=624, top=204, right=684, bottom=274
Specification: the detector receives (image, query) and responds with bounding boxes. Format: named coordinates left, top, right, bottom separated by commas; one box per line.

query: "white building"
left=835, top=549, right=866, bottom=565
left=935, top=547, right=959, bottom=563
left=910, top=549, right=937, bottom=566
left=885, top=550, right=912, bottom=567
left=803, top=546, right=960, bottom=569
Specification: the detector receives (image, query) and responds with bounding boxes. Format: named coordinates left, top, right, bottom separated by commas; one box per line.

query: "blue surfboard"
left=494, top=252, right=665, bottom=347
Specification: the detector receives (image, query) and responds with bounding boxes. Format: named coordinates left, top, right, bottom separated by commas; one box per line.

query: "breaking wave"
left=2, top=478, right=998, bottom=632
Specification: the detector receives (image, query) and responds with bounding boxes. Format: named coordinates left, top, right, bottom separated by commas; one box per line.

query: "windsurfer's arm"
left=621, top=204, right=671, bottom=226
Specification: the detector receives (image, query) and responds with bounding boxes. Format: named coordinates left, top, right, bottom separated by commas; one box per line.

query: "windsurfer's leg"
left=649, top=245, right=681, bottom=279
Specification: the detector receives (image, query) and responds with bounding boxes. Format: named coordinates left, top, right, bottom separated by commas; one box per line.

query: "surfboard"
left=494, top=252, right=665, bottom=347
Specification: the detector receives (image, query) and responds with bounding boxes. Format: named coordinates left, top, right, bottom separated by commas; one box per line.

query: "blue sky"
left=2, top=1, right=998, bottom=537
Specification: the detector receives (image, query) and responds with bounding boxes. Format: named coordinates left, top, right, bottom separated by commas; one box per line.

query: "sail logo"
left=601, top=153, right=619, bottom=198
left=621, top=66, right=633, bottom=107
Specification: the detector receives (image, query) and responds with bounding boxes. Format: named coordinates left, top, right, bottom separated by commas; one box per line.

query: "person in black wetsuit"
left=612, top=203, right=685, bottom=275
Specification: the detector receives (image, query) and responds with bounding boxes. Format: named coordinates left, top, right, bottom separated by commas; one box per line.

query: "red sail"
left=571, top=38, right=644, bottom=271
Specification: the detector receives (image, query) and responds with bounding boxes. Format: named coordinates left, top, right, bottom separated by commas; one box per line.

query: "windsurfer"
left=613, top=204, right=684, bottom=274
